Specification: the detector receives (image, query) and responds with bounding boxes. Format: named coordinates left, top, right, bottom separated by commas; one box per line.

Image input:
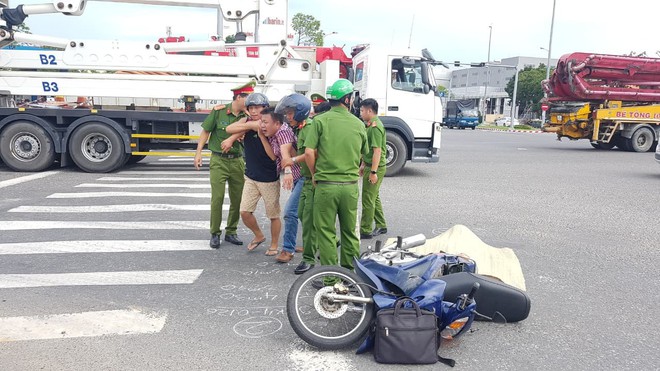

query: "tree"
left=504, top=65, right=552, bottom=117
left=291, top=13, right=323, bottom=46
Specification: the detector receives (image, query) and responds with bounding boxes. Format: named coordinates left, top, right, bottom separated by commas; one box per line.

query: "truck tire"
left=629, top=127, right=655, bottom=152
left=385, top=132, right=406, bottom=177
left=0, top=121, right=55, bottom=172
left=590, top=141, right=615, bottom=150
left=69, top=122, right=125, bottom=173
left=127, top=154, right=147, bottom=164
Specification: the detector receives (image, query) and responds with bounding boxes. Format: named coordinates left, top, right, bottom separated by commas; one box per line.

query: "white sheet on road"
left=408, top=224, right=527, bottom=291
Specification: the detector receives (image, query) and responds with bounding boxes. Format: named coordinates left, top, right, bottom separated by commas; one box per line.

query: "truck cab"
left=351, top=45, right=442, bottom=176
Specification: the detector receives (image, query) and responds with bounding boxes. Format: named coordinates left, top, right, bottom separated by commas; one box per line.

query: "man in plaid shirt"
left=260, top=107, right=303, bottom=263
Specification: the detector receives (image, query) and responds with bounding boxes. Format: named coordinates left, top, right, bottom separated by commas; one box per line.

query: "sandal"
left=264, top=246, right=279, bottom=256
left=247, top=238, right=266, bottom=251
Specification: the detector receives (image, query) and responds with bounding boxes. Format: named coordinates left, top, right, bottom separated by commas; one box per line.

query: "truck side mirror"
left=420, top=61, right=434, bottom=94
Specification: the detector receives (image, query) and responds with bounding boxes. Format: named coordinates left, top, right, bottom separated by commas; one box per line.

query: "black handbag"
left=374, top=297, right=444, bottom=365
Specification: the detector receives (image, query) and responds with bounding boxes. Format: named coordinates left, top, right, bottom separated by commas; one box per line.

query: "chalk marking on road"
left=0, top=171, right=59, bottom=189
left=118, top=171, right=208, bottom=175
left=47, top=192, right=211, bottom=199
left=0, top=220, right=215, bottom=230
left=97, top=177, right=208, bottom=181
left=0, top=309, right=167, bottom=341
left=75, top=183, right=211, bottom=189
left=8, top=204, right=222, bottom=213
left=0, top=240, right=210, bottom=255
left=517, top=148, right=528, bottom=151
left=0, top=269, right=204, bottom=288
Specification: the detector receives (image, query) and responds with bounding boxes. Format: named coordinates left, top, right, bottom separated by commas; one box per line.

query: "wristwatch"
left=292, top=156, right=297, bottom=164
left=370, top=170, right=377, bottom=174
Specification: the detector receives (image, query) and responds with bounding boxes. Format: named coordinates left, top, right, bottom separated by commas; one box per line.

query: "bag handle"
left=393, top=296, right=422, bottom=317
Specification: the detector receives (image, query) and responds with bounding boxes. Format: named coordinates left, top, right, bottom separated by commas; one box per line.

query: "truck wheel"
left=127, top=154, right=147, bottom=164
left=590, top=142, right=615, bottom=150
left=0, top=121, right=55, bottom=172
left=385, top=132, right=406, bottom=177
left=69, top=122, right=125, bottom=173
left=629, top=127, right=655, bottom=152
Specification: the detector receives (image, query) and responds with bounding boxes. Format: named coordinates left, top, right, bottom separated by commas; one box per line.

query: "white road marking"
left=97, top=177, right=207, bottom=181
left=75, top=183, right=211, bottom=189
left=0, top=240, right=210, bottom=255
left=8, top=204, right=222, bottom=213
left=0, top=171, right=59, bottom=189
left=0, top=309, right=167, bottom=341
left=118, top=171, right=208, bottom=175
left=288, top=340, right=356, bottom=371
left=0, top=269, right=204, bottom=288
left=0, top=221, right=216, bottom=230
left=157, top=158, right=204, bottom=162
left=48, top=192, right=211, bottom=199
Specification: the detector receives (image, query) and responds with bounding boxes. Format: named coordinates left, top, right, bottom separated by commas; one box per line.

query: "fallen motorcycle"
left=286, top=234, right=531, bottom=350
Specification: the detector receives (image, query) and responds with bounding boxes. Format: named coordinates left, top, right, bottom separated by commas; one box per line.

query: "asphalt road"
left=1, top=129, right=659, bottom=370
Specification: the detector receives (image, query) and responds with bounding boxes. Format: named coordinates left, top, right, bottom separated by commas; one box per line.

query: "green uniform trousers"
left=313, top=182, right=360, bottom=270
left=360, top=166, right=387, bottom=234
left=298, top=178, right=316, bottom=264
left=209, top=154, right=245, bottom=235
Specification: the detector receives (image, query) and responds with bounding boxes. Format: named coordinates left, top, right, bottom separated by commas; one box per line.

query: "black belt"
left=316, top=180, right=358, bottom=185
left=212, top=151, right=242, bottom=159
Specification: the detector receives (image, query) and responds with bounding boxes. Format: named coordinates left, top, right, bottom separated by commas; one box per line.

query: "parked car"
left=494, top=117, right=519, bottom=126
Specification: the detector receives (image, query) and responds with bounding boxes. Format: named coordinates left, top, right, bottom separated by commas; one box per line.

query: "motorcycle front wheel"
left=286, top=266, right=374, bottom=350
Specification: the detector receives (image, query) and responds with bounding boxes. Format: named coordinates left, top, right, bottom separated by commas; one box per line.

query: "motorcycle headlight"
left=440, top=317, right=469, bottom=340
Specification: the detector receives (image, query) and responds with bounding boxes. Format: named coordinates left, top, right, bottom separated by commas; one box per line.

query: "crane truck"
left=0, top=0, right=443, bottom=175
left=542, top=52, right=660, bottom=152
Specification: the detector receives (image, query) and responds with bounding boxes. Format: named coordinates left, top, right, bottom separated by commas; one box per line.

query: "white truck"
left=0, top=0, right=442, bottom=175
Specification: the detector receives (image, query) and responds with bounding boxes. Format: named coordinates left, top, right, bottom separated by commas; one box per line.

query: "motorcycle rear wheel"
left=286, top=266, right=374, bottom=349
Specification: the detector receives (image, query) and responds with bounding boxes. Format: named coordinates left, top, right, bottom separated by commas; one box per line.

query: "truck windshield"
left=462, top=109, right=479, bottom=117
left=391, top=58, right=424, bottom=93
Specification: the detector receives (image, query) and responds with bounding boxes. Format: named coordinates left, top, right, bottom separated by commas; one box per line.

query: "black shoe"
left=311, top=279, right=328, bottom=290
left=294, top=261, right=315, bottom=275
left=224, top=234, right=243, bottom=245
left=360, top=232, right=373, bottom=240
left=372, top=227, right=388, bottom=236
left=210, top=234, right=221, bottom=249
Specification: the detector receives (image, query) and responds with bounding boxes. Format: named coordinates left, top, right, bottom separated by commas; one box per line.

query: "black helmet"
left=275, top=93, right=311, bottom=122
left=245, top=92, right=269, bottom=107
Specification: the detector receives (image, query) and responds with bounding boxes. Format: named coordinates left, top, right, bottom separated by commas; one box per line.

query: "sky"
left=7, top=0, right=660, bottom=65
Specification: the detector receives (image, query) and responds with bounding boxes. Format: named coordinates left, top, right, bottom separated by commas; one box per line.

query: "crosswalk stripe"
left=0, top=171, right=59, bottom=189
left=118, top=171, right=208, bottom=175
left=8, top=204, right=222, bottom=213
left=97, top=177, right=208, bottom=181
left=75, top=183, right=212, bottom=189
left=0, top=221, right=216, bottom=230
left=157, top=158, right=203, bottom=162
left=0, top=240, right=210, bottom=255
left=0, top=309, right=167, bottom=341
left=48, top=192, right=212, bottom=198
left=0, top=269, right=204, bottom=288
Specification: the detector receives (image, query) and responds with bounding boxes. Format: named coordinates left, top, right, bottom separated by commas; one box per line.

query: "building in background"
left=445, top=56, right=558, bottom=118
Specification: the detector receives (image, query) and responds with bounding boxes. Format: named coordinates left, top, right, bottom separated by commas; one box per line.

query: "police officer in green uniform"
left=358, top=98, right=388, bottom=239
left=304, top=79, right=368, bottom=270
left=194, top=80, right=256, bottom=248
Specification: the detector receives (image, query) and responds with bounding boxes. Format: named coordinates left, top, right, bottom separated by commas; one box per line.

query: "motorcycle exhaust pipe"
left=323, top=293, right=374, bottom=304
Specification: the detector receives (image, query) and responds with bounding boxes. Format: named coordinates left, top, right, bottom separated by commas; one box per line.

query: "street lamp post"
left=541, top=0, right=557, bottom=125
left=510, top=68, right=519, bottom=130
left=483, top=25, right=492, bottom=118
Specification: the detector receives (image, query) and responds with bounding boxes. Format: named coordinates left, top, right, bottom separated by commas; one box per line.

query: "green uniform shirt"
left=201, top=106, right=245, bottom=155
left=305, top=106, right=368, bottom=182
left=365, top=116, right=387, bottom=167
left=296, top=118, right=314, bottom=178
